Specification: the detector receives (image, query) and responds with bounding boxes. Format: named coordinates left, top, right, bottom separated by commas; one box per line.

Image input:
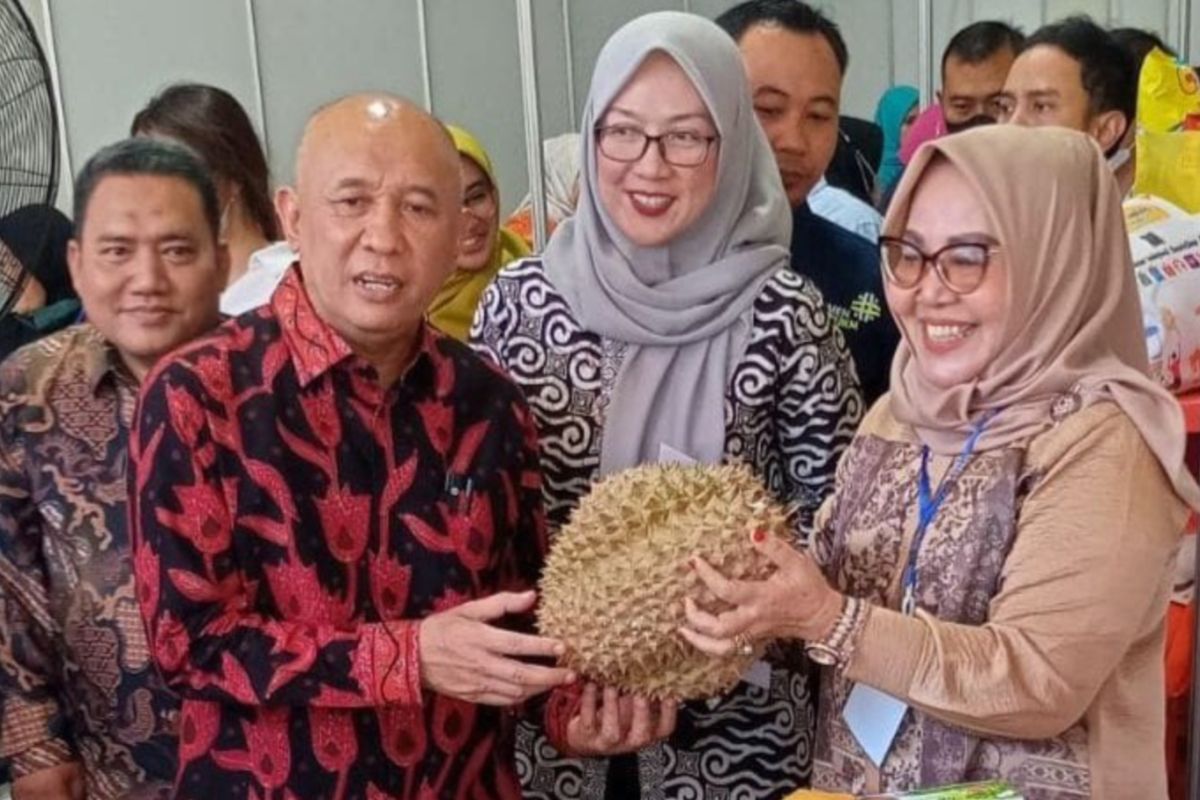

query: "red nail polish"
left=751, top=528, right=767, bottom=544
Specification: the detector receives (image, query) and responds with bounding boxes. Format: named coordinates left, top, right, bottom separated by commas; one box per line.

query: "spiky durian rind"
left=538, top=462, right=789, bottom=700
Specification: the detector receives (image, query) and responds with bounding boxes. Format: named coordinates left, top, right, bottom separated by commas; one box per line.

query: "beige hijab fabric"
left=885, top=125, right=1200, bottom=509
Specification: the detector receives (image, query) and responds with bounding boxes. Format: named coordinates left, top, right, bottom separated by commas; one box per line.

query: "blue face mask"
left=1108, top=145, right=1132, bottom=172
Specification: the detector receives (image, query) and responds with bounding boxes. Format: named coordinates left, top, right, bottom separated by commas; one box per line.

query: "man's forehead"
left=741, top=25, right=841, bottom=75
left=302, top=129, right=452, bottom=188
left=740, top=33, right=842, bottom=107
left=84, top=174, right=206, bottom=233
left=944, top=53, right=1015, bottom=91
left=299, top=113, right=454, bottom=187
left=1006, top=46, right=1084, bottom=94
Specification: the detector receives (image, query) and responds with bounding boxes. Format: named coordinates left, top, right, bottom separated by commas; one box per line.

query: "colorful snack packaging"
left=1124, top=196, right=1200, bottom=393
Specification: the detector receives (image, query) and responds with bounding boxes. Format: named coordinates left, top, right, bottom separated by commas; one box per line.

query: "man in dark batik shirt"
left=0, top=138, right=229, bottom=797
left=129, top=94, right=575, bottom=800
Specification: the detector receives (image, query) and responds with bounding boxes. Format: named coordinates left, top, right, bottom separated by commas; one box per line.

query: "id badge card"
left=843, top=683, right=909, bottom=767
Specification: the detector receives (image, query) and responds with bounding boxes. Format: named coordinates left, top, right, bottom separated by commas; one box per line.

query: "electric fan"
left=0, top=0, right=60, bottom=321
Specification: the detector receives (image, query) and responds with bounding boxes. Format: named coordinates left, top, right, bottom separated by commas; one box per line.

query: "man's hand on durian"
left=677, top=529, right=843, bottom=654
left=564, top=683, right=678, bottom=756
left=418, top=590, right=577, bottom=705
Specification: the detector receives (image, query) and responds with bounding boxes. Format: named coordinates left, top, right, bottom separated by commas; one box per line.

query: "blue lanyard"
left=900, top=411, right=997, bottom=616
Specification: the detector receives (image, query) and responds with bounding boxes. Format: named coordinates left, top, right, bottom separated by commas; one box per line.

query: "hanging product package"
left=1133, top=48, right=1200, bottom=212
left=1125, top=196, right=1200, bottom=393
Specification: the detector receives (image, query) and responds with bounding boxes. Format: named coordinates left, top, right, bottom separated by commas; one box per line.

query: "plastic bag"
left=1134, top=49, right=1200, bottom=212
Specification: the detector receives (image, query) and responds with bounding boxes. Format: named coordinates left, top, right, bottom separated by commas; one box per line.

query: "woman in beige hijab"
left=681, top=125, right=1200, bottom=799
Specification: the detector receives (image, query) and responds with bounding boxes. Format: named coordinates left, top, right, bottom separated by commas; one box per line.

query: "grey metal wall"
left=16, top=0, right=1199, bottom=217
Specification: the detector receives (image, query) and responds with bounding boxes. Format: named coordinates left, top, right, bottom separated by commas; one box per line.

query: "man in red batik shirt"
left=129, top=94, right=576, bottom=799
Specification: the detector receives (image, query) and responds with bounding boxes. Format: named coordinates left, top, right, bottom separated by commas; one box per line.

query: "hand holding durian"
left=678, top=529, right=845, bottom=657
left=563, top=683, right=679, bottom=756
left=418, top=590, right=577, bottom=706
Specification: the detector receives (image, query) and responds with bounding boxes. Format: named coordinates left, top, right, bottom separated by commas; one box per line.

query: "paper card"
left=843, top=683, right=909, bottom=767
left=658, top=443, right=698, bottom=465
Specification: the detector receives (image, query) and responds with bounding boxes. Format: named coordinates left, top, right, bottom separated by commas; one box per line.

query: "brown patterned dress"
left=810, top=396, right=1186, bottom=800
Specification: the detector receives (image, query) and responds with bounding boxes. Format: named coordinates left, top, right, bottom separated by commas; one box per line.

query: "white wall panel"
left=426, top=0, right=549, bottom=215
left=532, top=0, right=576, bottom=141
left=828, top=0, right=900, bottom=119
left=49, top=0, right=259, bottom=184
left=253, top=0, right=425, bottom=186
left=688, top=0, right=740, bottom=19
left=567, top=0, right=684, bottom=122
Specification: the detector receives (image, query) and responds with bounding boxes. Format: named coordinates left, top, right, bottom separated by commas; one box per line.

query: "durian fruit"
left=537, top=462, right=790, bottom=700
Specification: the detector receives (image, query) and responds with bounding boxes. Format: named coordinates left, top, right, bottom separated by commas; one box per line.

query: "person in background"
left=824, top=115, right=884, bottom=206
left=0, top=205, right=79, bottom=361
left=131, top=82, right=293, bottom=316
left=1110, top=27, right=1176, bottom=197
left=808, top=175, right=883, bottom=242
left=997, top=17, right=1136, bottom=188
left=0, top=137, right=230, bottom=800
left=505, top=132, right=582, bottom=247
left=682, top=124, right=1198, bottom=800
left=474, top=12, right=861, bottom=798
left=717, top=0, right=900, bottom=405
left=939, top=21, right=1024, bottom=133
left=428, top=124, right=530, bottom=341
left=130, top=94, right=574, bottom=799
left=1110, top=26, right=1174, bottom=66
left=873, top=85, right=919, bottom=200
left=888, top=21, right=1023, bottom=209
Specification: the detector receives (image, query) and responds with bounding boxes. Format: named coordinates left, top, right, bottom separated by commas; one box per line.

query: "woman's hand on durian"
left=565, top=683, right=678, bottom=756
left=677, top=530, right=843, bottom=653
left=418, top=590, right=577, bottom=706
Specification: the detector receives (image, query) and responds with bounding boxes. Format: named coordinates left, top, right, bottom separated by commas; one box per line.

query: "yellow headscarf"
left=429, top=124, right=531, bottom=341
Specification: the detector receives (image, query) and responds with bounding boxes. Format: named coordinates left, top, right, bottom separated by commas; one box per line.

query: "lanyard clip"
left=900, top=584, right=916, bottom=617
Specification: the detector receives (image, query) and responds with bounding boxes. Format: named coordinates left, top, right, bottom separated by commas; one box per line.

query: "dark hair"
left=1024, top=16, right=1137, bottom=124
left=715, top=0, right=848, bottom=75
left=131, top=83, right=279, bottom=240
left=941, top=20, right=1025, bottom=76
left=73, top=137, right=220, bottom=239
left=1110, top=26, right=1175, bottom=68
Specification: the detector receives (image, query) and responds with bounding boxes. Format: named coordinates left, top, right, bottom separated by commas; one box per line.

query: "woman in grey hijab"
left=472, top=11, right=861, bottom=799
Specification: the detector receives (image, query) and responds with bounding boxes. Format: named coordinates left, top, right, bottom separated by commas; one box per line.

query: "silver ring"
left=733, top=633, right=754, bottom=657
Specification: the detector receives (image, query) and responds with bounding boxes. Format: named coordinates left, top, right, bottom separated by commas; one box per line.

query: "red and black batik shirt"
left=130, top=267, right=551, bottom=799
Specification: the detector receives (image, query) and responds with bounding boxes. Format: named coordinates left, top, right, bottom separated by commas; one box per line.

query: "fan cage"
left=0, top=0, right=60, bottom=320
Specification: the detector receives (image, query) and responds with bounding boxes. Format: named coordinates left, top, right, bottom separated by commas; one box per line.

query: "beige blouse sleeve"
left=843, top=409, right=1188, bottom=740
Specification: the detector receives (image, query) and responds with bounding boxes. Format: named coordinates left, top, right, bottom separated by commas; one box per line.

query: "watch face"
left=805, top=645, right=837, bottom=666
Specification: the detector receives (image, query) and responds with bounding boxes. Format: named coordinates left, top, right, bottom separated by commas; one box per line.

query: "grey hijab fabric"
left=543, top=11, right=792, bottom=473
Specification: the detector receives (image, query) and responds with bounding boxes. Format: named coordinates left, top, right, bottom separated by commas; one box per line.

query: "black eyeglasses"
left=879, top=235, right=999, bottom=294
left=595, top=124, right=719, bottom=167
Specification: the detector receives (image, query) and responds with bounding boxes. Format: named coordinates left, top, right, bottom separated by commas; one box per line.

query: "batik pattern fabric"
left=471, top=257, right=863, bottom=800
left=0, top=324, right=178, bottom=799
left=131, top=266, right=551, bottom=799
left=810, top=399, right=1185, bottom=799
